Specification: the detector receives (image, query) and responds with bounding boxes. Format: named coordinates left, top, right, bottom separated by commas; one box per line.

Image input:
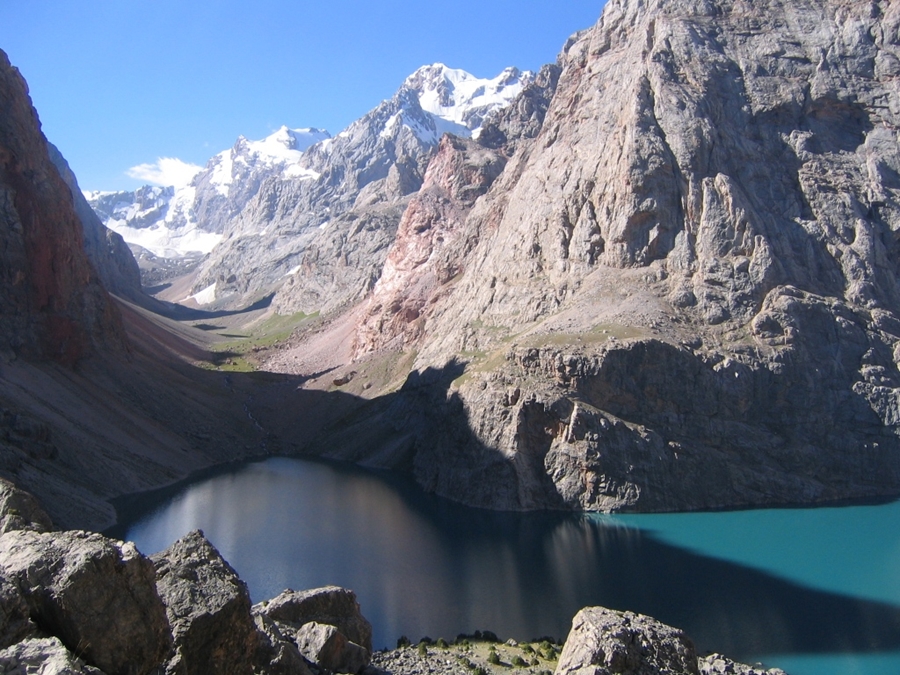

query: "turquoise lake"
left=107, top=457, right=900, bottom=675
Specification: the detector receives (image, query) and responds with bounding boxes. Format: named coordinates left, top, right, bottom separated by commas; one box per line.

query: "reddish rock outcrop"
left=0, top=49, right=123, bottom=365
left=353, top=135, right=506, bottom=354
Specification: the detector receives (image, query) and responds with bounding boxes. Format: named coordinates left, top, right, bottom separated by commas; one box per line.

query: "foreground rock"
left=699, top=654, right=787, bottom=675
left=556, top=607, right=700, bottom=675
left=0, top=636, right=105, bottom=674
left=252, top=613, right=312, bottom=675
left=295, top=621, right=369, bottom=674
left=256, top=586, right=373, bottom=653
left=556, top=607, right=786, bottom=675
left=0, top=530, right=171, bottom=675
left=0, top=476, right=53, bottom=535
left=151, top=530, right=258, bottom=675
left=0, top=575, right=35, bottom=650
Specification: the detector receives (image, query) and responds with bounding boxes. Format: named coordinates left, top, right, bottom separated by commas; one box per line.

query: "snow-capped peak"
left=208, top=126, right=331, bottom=195
left=403, top=63, right=534, bottom=133
left=245, top=126, right=331, bottom=162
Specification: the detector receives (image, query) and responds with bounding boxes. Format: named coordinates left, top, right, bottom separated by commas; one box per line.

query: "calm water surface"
left=107, top=457, right=900, bottom=675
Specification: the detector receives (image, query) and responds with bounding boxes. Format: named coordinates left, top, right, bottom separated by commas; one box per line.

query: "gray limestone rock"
left=295, top=621, right=369, bottom=674
left=255, top=586, right=373, bottom=653
left=0, top=476, right=53, bottom=535
left=335, top=0, right=900, bottom=513
left=0, top=575, right=36, bottom=650
left=47, top=143, right=143, bottom=303
left=0, top=637, right=107, bottom=675
left=478, top=62, right=562, bottom=156
left=0, top=529, right=171, bottom=675
left=699, top=654, right=787, bottom=675
left=252, top=612, right=312, bottom=675
left=150, top=530, right=257, bottom=675
left=555, top=606, right=699, bottom=675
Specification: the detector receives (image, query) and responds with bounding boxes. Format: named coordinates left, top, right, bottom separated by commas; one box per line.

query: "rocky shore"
left=0, top=478, right=787, bottom=675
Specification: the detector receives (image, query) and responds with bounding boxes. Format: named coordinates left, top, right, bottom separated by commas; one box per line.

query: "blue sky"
left=0, top=1, right=605, bottom=192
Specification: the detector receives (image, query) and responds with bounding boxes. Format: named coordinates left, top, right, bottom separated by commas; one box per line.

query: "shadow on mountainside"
left=150, top=292, right=276, bottom=321
left=6, top=292, right=900, bottom=665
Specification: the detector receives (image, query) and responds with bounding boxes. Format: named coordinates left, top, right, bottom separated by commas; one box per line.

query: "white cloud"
left=127, top=157, right=203, bottom=188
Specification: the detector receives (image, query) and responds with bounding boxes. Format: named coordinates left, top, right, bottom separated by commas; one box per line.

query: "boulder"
left=0, top=530, right=171, bottom=675
left=699, top=654, right=787, bottom=675
left=255, top=586, right=373, bottom=653
left=150, top=530, right=257, bottom=675
left=252, top=613, right=312, bottom=675
left=555, top=606, right=699, bottom=675
left=0, top=636, right=106, bottom=675
left=0, top=477, right=53, bottom=535
left=0, top=575, right=36, bottom=649
left=295, top=621, right=369, bottom=674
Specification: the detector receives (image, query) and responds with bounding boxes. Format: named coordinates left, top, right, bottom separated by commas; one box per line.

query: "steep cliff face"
left=0, top=52, right=285, bottom=531
left=329, top=0, right=900, bottom=511
left=47, top=144, right=144, bottom=302
left=0, top=50, right=124, bottom=365
left=351, top=67, right=564, bottom=355
left=352, top=135, right=507, bottom=354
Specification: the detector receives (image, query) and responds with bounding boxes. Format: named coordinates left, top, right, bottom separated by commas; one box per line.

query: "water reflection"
left=109, top=457, right=900, bottom=674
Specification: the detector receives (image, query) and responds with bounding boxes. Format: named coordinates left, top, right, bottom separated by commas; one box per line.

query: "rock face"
left=352, top=135, right=508, bottom=354
left=0, top=529, right=171, bottom=675
left=0, top=575, right=36, bottom=650
left=0, top=49, right=124, bottom=364
left=0, top=475, right=53, bottom=535
left=319, top=0, right=900, bottom=512
left=150, top=530, right=258, bottom=675
left=0, top=636, right=106, bottom=675
left=47, top=143, right=144, bottom=302
left=252, top=613, right=312, bottom=675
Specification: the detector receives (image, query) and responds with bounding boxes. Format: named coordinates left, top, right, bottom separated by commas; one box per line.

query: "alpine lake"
left=106, top=456, right=900, bottom=675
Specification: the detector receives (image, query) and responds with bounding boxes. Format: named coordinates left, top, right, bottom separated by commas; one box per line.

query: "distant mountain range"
left=85, top=64, right=533, bottom=307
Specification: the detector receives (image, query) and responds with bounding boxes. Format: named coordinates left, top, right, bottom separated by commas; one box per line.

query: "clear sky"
left=0, top=1, right=606, bottom=192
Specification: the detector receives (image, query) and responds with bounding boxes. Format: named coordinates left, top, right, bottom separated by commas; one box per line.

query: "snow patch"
left=186, top=282, right=217, bottom=306
left=209, top=150, right=235, bottom=196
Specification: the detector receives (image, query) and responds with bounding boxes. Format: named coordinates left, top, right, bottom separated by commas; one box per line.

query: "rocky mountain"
left=0, top=47, right=297, bottom=532
left=0, top=50, right=125, bottom=365
left=86, top=65, right=533, bottom=310
left=199, top=63, right=534, bottom=313
left=282, top=0, right=900, bottom=514
left=6, top=0, right=900, bottom=528
left=85, top=126, right=330, bottom=260
left=47, top=144, right=144, bottom=303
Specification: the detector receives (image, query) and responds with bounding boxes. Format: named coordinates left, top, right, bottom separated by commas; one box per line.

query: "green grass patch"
left=199, top=311, right=317, bottom=372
